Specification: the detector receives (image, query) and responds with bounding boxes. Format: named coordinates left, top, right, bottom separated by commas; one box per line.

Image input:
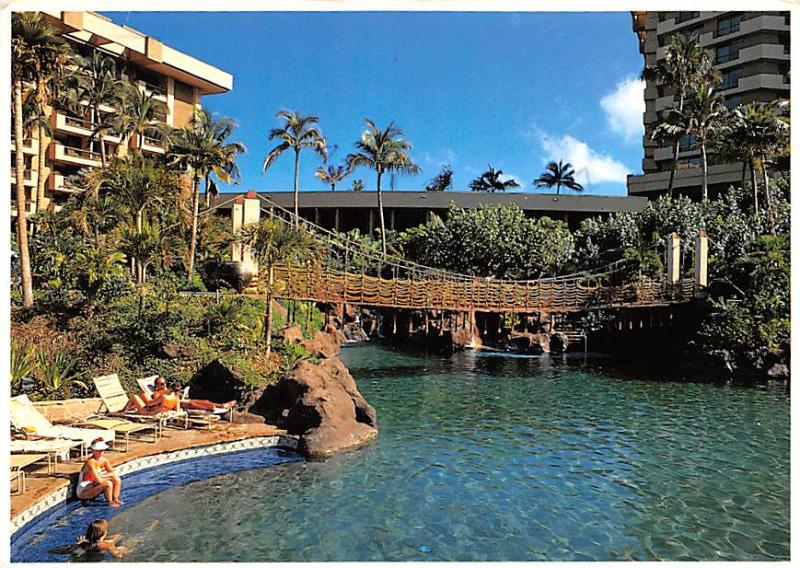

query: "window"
left=716, top=41, right=743, bottom=64
left=678, top=156, right=702, bottom=169
left=720, top=68, right=743, bottom=90
left=724, top=95, right=742, bottom=109
left=679, top=24, right=704, bottom=40
left=679, top=135, right=698, bottom=152
left=675, top=12, right=700, bottom=24
left=715, top=14, right=741, bottom=37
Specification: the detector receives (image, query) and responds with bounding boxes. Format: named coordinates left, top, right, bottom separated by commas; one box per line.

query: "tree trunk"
left=35, top=123, right=48, bottom=214
left=187, top=173, right=201, bottom=277
left=556, top=182, right=561, bottom=196
left=14, top=80, right=34, bottom=308
left=750, top=162, right=759, bottom=214
left=701, top=143, right=709, bottom=202
left=331, top=182, right=335, bottom=192
left=667, top=92, right=685, bottom=198
left=293, top=149, right=300, bottom=225
left=264, top=265, right=274, bottom=355
left=762, top=154, right=775, bottom=234
left=376, top=170, right=386, bottom=255
left=204, top=173, right=211, bottom=208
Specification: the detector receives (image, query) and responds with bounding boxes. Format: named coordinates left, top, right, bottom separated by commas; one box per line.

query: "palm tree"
left=113, top=82, right=168, bottom=152
left=713, top=107, right=758, bottom=210
left=12, top=12, right=71, bottom=307
left=739, top=101, right=789, bottom=232
left=21, top=89, right=53, bottom=214
left=684, top=85, right=726, bottom=202
left=346, top=119, right=421, bottom=253
left=533, top=161, right=584, bottom=195
left=315, top=163, right=350, bottom=191
left=75, top=51, right=120, bottom=165
left=262, top=110, right=327, bottom=222
left=469, top=165, right=521, bottom=193
left=644, top=33, right=718, bottom=196
left=169, top=109, right=245, bottom=277
left=351, top=179, right=365, bottom=192
left=87, top=153, right=182, bottom=281
left=239, top=219, right=319, bottom=355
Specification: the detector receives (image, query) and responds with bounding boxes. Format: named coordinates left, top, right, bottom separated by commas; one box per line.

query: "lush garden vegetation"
left=11, top=14, right=789, bottom=399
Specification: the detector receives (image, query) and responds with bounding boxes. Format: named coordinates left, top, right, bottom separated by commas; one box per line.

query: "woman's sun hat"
left=90, top=439, right=110, bottom=451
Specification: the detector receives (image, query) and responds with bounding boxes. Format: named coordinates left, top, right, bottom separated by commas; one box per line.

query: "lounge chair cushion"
left=10, top=395, right=114, bottom=445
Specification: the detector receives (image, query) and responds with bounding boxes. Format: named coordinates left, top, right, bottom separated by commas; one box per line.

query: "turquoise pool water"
left=13, top=344, right=790, bottom=561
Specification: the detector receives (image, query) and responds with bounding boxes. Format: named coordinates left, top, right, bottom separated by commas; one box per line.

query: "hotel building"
left=12, top=11, right=232, bottom=216
left=628, top=11, right=790, bottom=199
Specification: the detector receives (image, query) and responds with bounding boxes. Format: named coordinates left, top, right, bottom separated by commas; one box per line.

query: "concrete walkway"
left=11, top=423, right=294, bottom=519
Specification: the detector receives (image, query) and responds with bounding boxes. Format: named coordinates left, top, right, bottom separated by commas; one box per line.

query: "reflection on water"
left=13, top=344, right=790, bottom=561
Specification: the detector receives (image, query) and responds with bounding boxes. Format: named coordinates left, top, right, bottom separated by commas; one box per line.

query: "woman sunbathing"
left=131, top=376, right=236, bottom=414
left=124, top=377, right=179, bottom=416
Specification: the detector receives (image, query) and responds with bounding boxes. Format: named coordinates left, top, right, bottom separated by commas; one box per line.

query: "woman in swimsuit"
left=76, top=439, right=122, bottom=507
left=72, top=519, right=129, bottom=559
left=131, top=376, right=237, bottom=413
left=124, top=376, right=180, bottom=416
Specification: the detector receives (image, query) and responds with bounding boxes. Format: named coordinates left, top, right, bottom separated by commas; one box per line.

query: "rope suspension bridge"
left=240, top=196, right=699, bottom=315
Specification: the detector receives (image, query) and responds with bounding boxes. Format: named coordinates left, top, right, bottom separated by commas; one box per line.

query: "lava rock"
left=159, top=343, right=199, bottom=359
left=189, top=359, right=255, bottom=405
left=507, top=331, right=550, bottom=354
left=277, top=325, right=304, bottom=345
left=251, top=356, right=378, bottom=458
left=300, top=330, right=342, bottom=359
left=452, top=328, right=482, bottom=350
left=198, top=260, right=254, bottom=292
left=767, top=363, right=790, bottom=380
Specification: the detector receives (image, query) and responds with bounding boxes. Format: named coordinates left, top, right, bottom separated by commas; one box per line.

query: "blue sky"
left=104, top=11, right=646, bottom=195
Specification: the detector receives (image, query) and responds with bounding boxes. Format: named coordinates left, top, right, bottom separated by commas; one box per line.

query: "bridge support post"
left=694, top=230, right=708, bottom=298
left=666, top=232, right=681, bottom=285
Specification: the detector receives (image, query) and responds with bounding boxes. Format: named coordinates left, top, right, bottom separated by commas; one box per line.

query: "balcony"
left=717, top=43, right=790, bottom=69
left=51, top=142, right=102, bottom=167
left=10, top=168, right=36, bottom=187
left=53, top=112, right=122, bottom=143
left=48, top=172, right=83, bottom=194
left=140, top=80, right=167, bottom=100
left=11, top=135, right=38, bottom=155
left=141, top=135, right=166, bottom=154
left=657, top=15, right=790, bottom=59
left=722, top=73, right=791, bottom=95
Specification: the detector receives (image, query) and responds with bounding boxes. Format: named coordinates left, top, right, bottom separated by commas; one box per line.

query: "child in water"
left=71, top=519, right=129, bottom=559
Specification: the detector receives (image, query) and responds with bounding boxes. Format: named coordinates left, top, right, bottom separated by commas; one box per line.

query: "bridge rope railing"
left=255, top=195, right=631, bottom=286
left=243, top=195, right=695, bottom=312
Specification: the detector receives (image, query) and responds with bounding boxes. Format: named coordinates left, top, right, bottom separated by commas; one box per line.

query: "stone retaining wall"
left=34, top=397, right=104, bottom=423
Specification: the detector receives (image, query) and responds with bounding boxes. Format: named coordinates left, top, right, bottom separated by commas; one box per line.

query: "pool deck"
left=10, top=423, right=295, bottom=520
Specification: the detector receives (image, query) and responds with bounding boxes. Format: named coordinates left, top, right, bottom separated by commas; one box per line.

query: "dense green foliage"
left=398, top=204, right=574, bottom=279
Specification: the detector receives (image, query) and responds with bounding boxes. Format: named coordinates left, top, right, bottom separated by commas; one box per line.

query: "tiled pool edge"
left=10, top=435, right=299, bottom=536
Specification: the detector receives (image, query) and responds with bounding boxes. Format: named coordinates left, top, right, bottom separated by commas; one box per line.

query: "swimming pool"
left=10, top=344, right=790, bottom=561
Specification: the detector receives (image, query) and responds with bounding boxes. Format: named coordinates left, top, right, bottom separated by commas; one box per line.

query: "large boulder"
left=159, top=343, right=199, bottom=359
left=452, top=328, right=483, bottom=350
left=250, top=357, right=378, bottom=459
left=507, top=331, right=550, bottom=355
left=198, top=260, right=254, bottom=292
left=189, top=359, right=255, bottom=405
left=301, top=330, right=342, bottom=359
left=276, top=325, right=304, bottom=345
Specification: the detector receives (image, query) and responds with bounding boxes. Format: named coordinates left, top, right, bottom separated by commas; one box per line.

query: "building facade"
left=628, top=11, right=790, bottom=199
left=215, top=190, right=649, bottom=233
left=11, top=11, right=232, bottom=215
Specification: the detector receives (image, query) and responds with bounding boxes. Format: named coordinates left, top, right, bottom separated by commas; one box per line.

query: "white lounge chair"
left=92, top=374, right=188, bottom=431
left=137, top=376, right=231, bottom=425
left=10, top=395, right=116, bottom=452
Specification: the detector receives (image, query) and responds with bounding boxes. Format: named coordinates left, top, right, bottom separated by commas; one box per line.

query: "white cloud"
left=422, top=148, right=457, bottom=167
left=500, top=172, right=525, bottom=190
left=539, top=132, right=630, bottom=187
left=600, top=77, right=645, bottom=144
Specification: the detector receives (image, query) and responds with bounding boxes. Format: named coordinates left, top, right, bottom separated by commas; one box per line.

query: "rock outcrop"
left=250, top=351, right=378, bottom=459
left=507, top=331, right=551, bottom=354
left=189, top=359, right=254, bottom=405
left=451, top=328, right=483, bottom=350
